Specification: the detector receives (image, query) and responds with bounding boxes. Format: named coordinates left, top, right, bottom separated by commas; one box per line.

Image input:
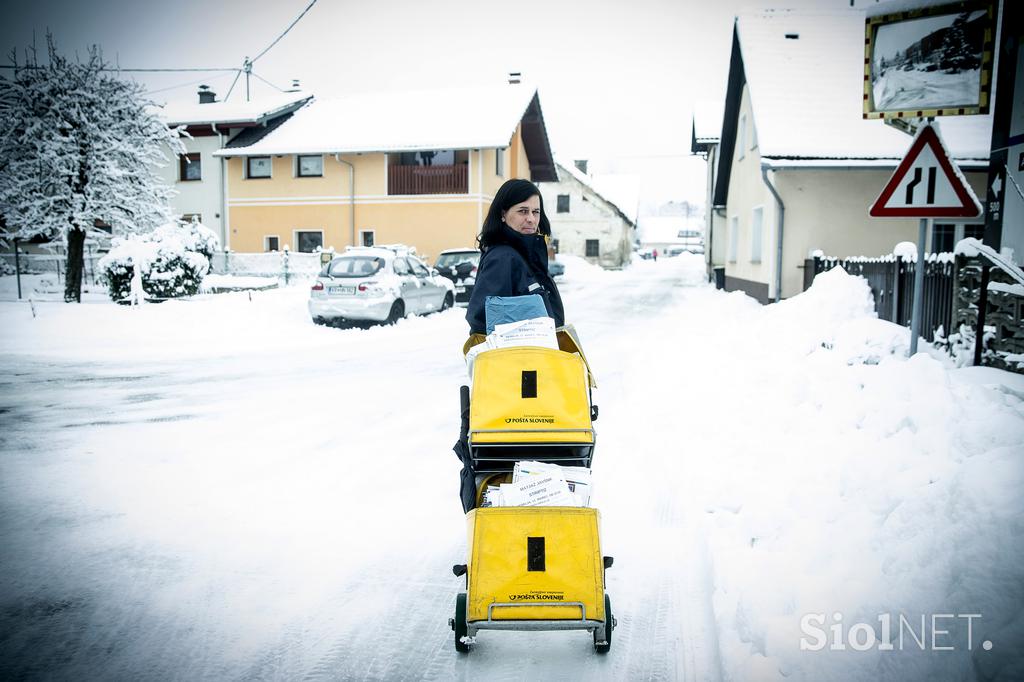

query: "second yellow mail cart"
left=450, top=329, right=615, bottom=653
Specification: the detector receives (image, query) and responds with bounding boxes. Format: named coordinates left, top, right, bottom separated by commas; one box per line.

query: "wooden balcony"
left=388, top=164, right=468, bottom=195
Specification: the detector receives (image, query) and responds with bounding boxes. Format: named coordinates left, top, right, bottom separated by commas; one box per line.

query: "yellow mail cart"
left=451, top=328, right=615, bottom=653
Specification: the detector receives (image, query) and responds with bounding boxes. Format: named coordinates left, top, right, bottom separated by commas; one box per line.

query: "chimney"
left=287, top=79, right=301, bottom=92
left=574, top=159, right=588, bottom=175
left=198, top=85, right=216, bottom=104
left=508, top=71, right=522, bottom=85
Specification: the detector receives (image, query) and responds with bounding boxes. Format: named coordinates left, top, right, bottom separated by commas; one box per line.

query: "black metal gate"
left=804, top=256, right=955, bottom=342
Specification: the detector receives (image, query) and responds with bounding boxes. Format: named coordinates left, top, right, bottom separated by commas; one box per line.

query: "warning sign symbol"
left=869, top=122, right=982, bottom=218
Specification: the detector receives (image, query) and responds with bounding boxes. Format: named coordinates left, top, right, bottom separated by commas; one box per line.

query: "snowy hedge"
left=98, top=221, right=220, bottom=303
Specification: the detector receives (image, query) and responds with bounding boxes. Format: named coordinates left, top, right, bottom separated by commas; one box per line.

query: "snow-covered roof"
left=214, top=85, right=542, bottom=157
left=555, top=160, right=639, bottom=226
left=736, top=9, right=991, bottom=161
left=159, top=91, right=313, bottom=127
left=692, top=100, right=724, bottom=144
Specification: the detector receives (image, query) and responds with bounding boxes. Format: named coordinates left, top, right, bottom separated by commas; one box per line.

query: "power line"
left=144, top=71, right=238, bottom=96
left=251, top=0, right=319, bottom=64
left=250, top=71, right=285, bottom=92
left=3, top=0, right=318, bottom=101
left=0, top=64, right=237, bottom=73
left=223, top=69, right=243, bottom=101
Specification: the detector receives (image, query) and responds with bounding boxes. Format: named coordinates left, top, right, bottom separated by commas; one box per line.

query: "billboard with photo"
left=864, top=0, right=996, bottom=119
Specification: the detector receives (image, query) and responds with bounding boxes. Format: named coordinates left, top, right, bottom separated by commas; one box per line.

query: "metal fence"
left=208, top=251, right=326, bottom=282
left=804, top=255, right=956, bottom=342
left=0, top=252, right=106, bottom=285
left=2, top=250, right=327, bottom=285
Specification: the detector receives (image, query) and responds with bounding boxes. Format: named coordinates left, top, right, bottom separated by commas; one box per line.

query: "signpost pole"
left=909, top=218, right=928, bottom=355
left=14, top=238, right=22, bottom=300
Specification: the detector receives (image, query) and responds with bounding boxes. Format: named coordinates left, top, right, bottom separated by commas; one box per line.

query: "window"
left=247, top=156, right=272, bottom=179
left=392, top=257, right=412, bottom=276
left=738, top=115, right=746, bottom=160
left=585, top=239, right=599, bottom=258
left=751, top=120, right=758, bottom=150
left=932, top=223, right=955, bottom=253
left=728, top=217, right=739, bottom=262
left=964, top=224, right=984, bottom=241
left=394, top=150, right=461, bottom=166
left=496, top=148, right=505, bottom=176
left=295, top=230, right=323, bottom=253
left=360, top=230, right=375, bottom=247
left=265, top=236, right=280, bottom=252
left=326, top=256, right=383, bottom=278
left=751, top=206, right=763, bottom=263
left=551, top=239, right=560, bottom=254
left=179, top=153, right=201, bottom=181
left=181, top=213, right=202, bottom=224
left=409, top=258, right=430, bottom=277
left=297, top=155, right=323, bottom=177
left=932, top=223, right=984, bottom=253
left=557, top=194, right=570, bottom=213
left=436, top=251, right=480, bottom=269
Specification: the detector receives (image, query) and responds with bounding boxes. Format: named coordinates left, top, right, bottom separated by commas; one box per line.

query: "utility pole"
left=244, top=57, right=252, bottom=101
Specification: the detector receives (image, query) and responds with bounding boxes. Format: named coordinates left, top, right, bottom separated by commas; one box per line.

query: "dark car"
left=548, top=257, right=565, bottom=277
left=434, top=248, right=481, bottom=304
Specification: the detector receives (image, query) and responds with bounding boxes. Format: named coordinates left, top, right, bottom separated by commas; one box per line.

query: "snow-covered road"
left=2, top=255, right=1022, bottom=681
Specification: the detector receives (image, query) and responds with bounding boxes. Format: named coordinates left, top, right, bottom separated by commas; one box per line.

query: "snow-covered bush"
left=98, top=221, right=216, bottom=303
left=155, top=218, right=220, bottom=265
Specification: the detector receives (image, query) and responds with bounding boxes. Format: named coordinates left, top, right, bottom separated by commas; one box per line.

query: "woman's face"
left=502, top=194, right=541, bottom=235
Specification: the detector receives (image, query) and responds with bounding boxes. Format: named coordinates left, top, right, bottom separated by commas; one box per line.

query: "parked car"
left=548, top=257, right=565, bottom=277
left=434, top=248, right=480, bottom=305
left=309, top=245, right=455, bottom=326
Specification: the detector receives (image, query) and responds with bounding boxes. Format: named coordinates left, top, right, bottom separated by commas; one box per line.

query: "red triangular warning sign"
left=869, top=122, right=982, bottom=218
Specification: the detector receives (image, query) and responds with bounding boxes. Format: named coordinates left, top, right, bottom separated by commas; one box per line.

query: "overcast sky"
left=2, top=0, right=896, bottom=207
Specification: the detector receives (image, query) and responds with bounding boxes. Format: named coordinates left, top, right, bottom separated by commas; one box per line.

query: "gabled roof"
left=213, top=85, right=557, bottom=181
left=713, top=9, right=992, bottom=205
left=691, top=100, right=724, bottom=154
left=555, top=161, right=638, bottom=227
left=159, top=91, right=313, bottom=127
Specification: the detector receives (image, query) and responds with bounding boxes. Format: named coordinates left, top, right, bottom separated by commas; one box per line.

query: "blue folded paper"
left=484, top=294, right=549, bottom=334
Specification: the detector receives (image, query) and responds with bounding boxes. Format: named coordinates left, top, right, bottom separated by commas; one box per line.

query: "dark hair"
left=477, top=178, right=550, bottom=250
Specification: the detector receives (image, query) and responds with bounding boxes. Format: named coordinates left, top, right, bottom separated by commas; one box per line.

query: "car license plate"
left=455, top=285, right=466, bottom=293
left=329, top=286, right=355, bottom=295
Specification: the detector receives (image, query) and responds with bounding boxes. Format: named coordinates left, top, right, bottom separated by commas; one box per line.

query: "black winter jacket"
left=465, top=226, right=565, bottom=335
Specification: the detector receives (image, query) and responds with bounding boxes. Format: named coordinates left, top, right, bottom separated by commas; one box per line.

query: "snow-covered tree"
left=940, top=14, right=977, bottom=74
left=0, top=35, right=186, bottom=302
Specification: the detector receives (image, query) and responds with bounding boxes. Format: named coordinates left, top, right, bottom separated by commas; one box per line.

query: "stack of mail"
left=466, top=316, right=559, bottom=377
left=481, top=461, right=593, bottom=508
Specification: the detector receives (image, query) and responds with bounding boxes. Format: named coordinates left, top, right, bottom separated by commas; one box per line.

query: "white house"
left=538, top=160, right=637, bottom=268
left=710, top=9, right=991, bottom=303
left=691, top=100, right=725, bottom=285
left=637, top=210, right=704, bottom=257
left=157, top=87, right=313, bottom=250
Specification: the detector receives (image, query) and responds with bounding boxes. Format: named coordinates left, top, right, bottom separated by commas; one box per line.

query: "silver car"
left=308, top=246, right=455, bottom=326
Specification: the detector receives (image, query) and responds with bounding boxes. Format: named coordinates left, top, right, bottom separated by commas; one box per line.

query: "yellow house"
left=214, top=85, right=556, bottom=262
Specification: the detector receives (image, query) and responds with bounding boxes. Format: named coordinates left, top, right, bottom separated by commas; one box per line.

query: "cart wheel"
left=454, top=592, right=470, bottom=653
left=594, top=593, right=613, bottom=653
